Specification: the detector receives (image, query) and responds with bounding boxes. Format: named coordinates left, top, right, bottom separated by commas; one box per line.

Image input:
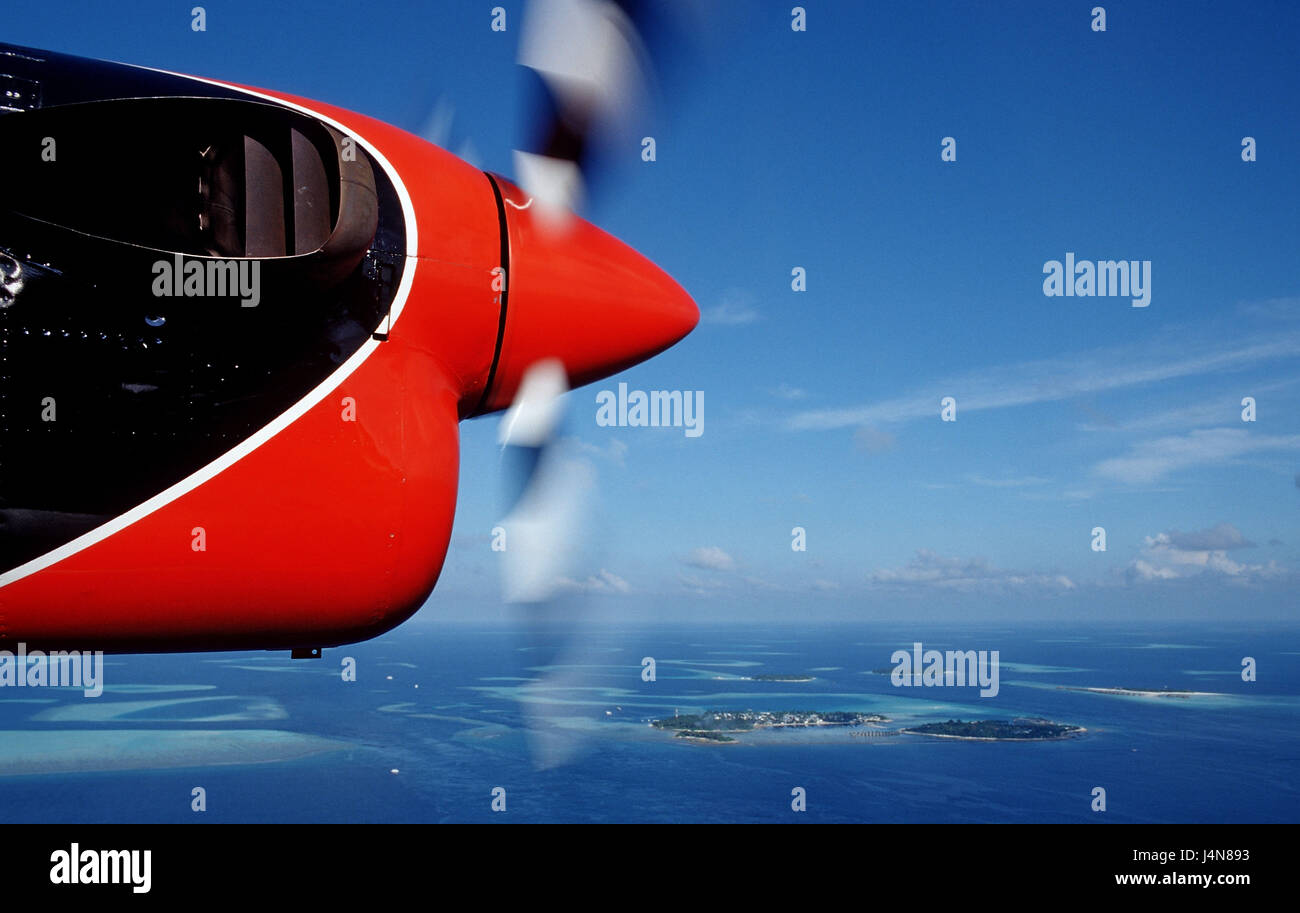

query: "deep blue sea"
left=1, top=623, right=1296, bottom=822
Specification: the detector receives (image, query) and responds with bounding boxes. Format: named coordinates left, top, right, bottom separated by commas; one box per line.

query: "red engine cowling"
left=0, top=45, right=696, bottom=653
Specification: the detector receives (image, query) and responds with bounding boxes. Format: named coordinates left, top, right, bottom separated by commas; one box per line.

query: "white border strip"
left=0, top=67, right=419, bottom=588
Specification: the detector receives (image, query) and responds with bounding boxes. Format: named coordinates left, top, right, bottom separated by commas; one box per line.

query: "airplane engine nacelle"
left=0, top=43, right=695, bottom=653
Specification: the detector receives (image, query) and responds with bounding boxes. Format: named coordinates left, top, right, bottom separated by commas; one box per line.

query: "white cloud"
left=1127, top=526, right=1284, bottom=583
left=1161, top=522, right=1256, bottom=551
left=1078, top=377, right=1300, bottom=434
left=702, top=291, right=759, bottom=326
left=967, top=474, right=1051, bottom=488
left=1093, top=428, right=1300, bottom=484
left=1237, top=296, right=1300, bottom=321
left=772, top=383, right=807, bottom=401
left=555, top=569, right=631, bottom=595
left=787, top=329, right=1300, bottom=431
left=870, top=549, right=1075, bottom=592
left=684, top=546, right=736, bottom=572
left=574, top=437, right=628, bottom=467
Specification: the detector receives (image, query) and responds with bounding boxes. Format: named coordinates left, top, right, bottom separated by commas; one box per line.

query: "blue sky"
left=10, top=1, right=1300, bottom=622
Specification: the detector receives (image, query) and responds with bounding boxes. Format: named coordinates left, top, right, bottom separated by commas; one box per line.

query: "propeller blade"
left=515, top=0, right=653, bottom=217
left=497, top=359, right=591, bottom=605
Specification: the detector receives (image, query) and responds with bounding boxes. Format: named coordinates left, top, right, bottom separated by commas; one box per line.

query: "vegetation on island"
left=652, top=709, right=888, bottom=734
left=750, top=673, right=816, bottom=682
left=902, top=718, right=1084, bottom=741
left=674, top=730, right=737, bottom=743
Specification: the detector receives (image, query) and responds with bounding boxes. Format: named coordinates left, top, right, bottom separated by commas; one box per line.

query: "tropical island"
left=902, top=718, right=1084, bottom=741
left=652, top=709, right=889, bottom=742
left=1057, top=686, right=1217, bottom=699
left=673, top=729, right=738, bottom=743
left=749, top=673, right=816, bottom=682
